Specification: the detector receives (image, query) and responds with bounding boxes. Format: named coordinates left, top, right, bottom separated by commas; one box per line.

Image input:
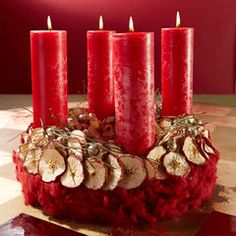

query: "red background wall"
left=0, top=0, right=235, bottom=94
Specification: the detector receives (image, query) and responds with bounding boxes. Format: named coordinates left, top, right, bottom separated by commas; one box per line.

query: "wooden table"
left=0, top=95, right=236, bottom=235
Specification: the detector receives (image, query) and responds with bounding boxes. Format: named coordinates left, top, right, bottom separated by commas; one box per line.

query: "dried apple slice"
left=67, top=137, right=83, bottom=157
left=70, top=130, right=87, bottom=145
left=147, top=145, right=166, bottom=161
left=102, top=155, right=122, bottom=190
left=21, top=132, right=30, bottom=144
left=39, top=149, right=66, bottom=182
left=53, top=141, right=67, bottom=157
left=144, top=159, right=156, bottom=179
left=61, top=155, right=84, bottom=188
left=147, top=145, right=167, bottom=179
left=204, top=141, right=215, bottom=155
left=84, top=160, right=106, bottom=190
left=46, top=141, right=56, bottom=149
left=203, top=135, right=215, bottom=152
left=23, top=148, right=42, bottom=174
left=160, top=132, right=172, bottom=145
left=183, top=136, right=206, bottom=165
left=154, top=164, right=167, bottom=180
left=45, top=126, right=57, bottom=137
left=201, top=129, right=210, bottom=139
left=163, top=152, right=190, bottom=177
left=31, top=128, right=45, bottom=143
left=37, top=137, right=49, bottom=148
left=159, top=119, right=172, bottom=129
left=19, top=143, right=33, bottom=160
left=201, top=140, right=215, bottom=159
left=149, top=160, right=167, bottom=180
left=118, top=155, right=146, bottom=189
left=199, top=140, right=209, bottom=159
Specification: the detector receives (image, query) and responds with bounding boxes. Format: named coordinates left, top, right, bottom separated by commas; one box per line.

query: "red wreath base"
left=13, top=150, right=219, bottom=225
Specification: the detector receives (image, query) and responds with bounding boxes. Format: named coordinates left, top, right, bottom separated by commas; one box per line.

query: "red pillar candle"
left=87, top=16, right=115, bottom=120
left=161, top=11, right=194, bottom=116
left=113, top=17, right=156, bottom=156
left=30, top=16, right=68, bottom=128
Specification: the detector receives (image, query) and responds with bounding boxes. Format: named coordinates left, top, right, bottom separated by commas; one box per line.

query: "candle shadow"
left=234, top=36, right=236, bottom=94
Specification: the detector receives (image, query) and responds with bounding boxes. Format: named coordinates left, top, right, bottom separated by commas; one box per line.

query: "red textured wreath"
left=12, top=108, right=219, bottom=225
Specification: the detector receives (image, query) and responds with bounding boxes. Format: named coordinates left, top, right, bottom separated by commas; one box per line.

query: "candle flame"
left=47, top=16, right=52, bottom=30
left=176, top=11, right=180, bottom=27
left=99, top=15, right=104, bottom=30
left=129, top=16, right=134, bottom=32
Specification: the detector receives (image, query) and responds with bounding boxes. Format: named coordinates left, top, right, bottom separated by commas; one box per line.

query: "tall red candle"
left=161, top=12, right=194, bottom=116
left=113, top=17, right=156, bottom=156
left=30, top=16, right=68, bottom=127
left=87, top=16, right=115, bottom=120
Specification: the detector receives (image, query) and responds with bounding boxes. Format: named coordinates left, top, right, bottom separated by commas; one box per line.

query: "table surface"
left=0, top=95, right=236, bottom=236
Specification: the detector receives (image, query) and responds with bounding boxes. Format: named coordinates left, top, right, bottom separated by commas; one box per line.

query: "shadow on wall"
left=235, top=34, right=236, bottom=94
left=0, top=0, right=235, bottom=94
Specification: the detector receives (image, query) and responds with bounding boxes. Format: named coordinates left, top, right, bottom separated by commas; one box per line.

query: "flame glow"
left=129, top=16, right=134, bottom=32
left=176, top=11, right=180, bottom=27
left=47, top=16, right=52, bottom=30
left=99, top=15, right=104, bottom=30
